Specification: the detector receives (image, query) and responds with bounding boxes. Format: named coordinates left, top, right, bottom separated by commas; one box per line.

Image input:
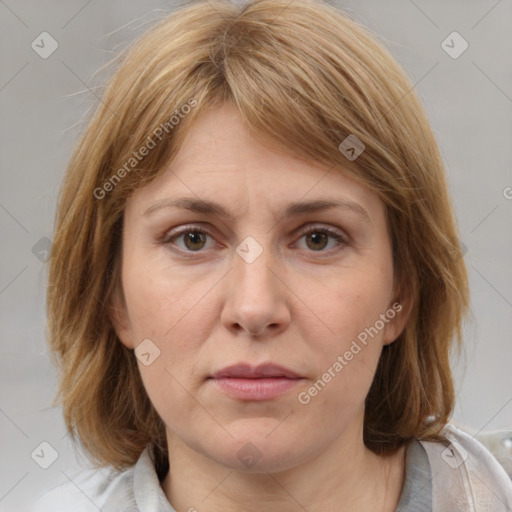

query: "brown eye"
left=182, top=231, right=207, bottom=251
left=162, top=227, right=215, bottom=253
left=305, top=231, right=329, bottom=251
left=295, top=226, right=348, bottom=254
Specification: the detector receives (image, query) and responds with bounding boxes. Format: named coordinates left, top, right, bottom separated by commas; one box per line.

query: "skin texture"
left=111, top=103, right=412, bottom=512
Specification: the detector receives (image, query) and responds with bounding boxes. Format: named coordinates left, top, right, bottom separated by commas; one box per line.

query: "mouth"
left=208, top=363, right=304, bottom=401
left=211, top=362, right=302, bottom=379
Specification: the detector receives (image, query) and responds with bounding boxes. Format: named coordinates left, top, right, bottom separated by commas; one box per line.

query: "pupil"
left=185, top=232, right=205, bottom=250
left=308, top=232, right=327, bottom=250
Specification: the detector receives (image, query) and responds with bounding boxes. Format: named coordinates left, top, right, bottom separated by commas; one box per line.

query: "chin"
left=202, top=424, right=310, bottom=474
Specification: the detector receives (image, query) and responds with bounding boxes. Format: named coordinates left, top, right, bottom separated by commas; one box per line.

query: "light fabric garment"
left=394, top=438, right=432, bottom=511
left=31, top=424, right=512, bottom=512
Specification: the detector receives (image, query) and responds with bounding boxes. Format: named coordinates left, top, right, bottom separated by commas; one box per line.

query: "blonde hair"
left=47, top=0, right=470, bottom=474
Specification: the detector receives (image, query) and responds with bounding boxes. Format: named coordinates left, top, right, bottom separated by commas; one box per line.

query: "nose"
left=220, top=246, right=291, bottom=338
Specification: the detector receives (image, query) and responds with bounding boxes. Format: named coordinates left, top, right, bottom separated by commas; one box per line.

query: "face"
left=111, top=103, right=410, bottom=474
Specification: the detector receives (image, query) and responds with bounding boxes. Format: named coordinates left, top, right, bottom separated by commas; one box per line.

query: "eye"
left=294, top=226, right=348, bottom=253
left=162, top=226, right=216, bottom=253
left=161, top=224, right=348, bottom=256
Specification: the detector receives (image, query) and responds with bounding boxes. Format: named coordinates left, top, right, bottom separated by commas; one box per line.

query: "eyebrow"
left=143, top=196, right=370, bottom=222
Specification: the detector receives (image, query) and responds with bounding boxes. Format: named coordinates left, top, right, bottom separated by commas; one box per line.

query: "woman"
left=34, top=0, right=512, bottom=510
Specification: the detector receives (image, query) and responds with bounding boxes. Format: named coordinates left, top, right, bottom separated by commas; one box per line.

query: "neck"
left=161, top=419, right=406, bottom=512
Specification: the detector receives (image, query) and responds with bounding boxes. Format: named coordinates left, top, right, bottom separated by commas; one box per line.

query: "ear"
left=382, top=285, right=414, bottom=346
left=109, top=285, right=135, bottom=350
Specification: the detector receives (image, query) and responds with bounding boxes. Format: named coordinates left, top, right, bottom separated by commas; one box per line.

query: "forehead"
left=125, top=103, right=383, bottom=221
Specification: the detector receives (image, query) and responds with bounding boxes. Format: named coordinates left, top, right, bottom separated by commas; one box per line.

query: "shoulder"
left=419, top=423, right=512, bottom=511
left=30, top=462, right=137, bottom=512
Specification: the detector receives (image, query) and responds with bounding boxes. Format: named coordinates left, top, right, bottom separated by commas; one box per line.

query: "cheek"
left=124, top=274, right=208, bottom=423
left=122, top=265, right=216, bottom=383
left=294, top=268, right=392, bottom=401
left=122, top=257, right=194, bottom=340
left=301, top=267, right=392, bottom=344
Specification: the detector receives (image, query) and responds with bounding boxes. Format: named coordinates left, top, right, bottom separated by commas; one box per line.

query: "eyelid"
left=295, top=223, right=349, bottom=242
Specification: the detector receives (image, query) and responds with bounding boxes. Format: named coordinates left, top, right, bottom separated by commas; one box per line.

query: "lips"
left=210, top=363, right=302, bottom=380
left=209, top=363, right=303, bottom=401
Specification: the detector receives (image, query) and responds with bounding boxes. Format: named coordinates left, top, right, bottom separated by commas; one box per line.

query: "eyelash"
left=160, top=224, right=349, bottom=257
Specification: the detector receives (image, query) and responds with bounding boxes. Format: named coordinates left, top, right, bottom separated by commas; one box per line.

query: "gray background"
left=1, top=0, right=511, bottom=510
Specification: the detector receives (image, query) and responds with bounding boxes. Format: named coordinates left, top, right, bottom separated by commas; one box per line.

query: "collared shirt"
left=31, top=424, right=512, bottom=512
